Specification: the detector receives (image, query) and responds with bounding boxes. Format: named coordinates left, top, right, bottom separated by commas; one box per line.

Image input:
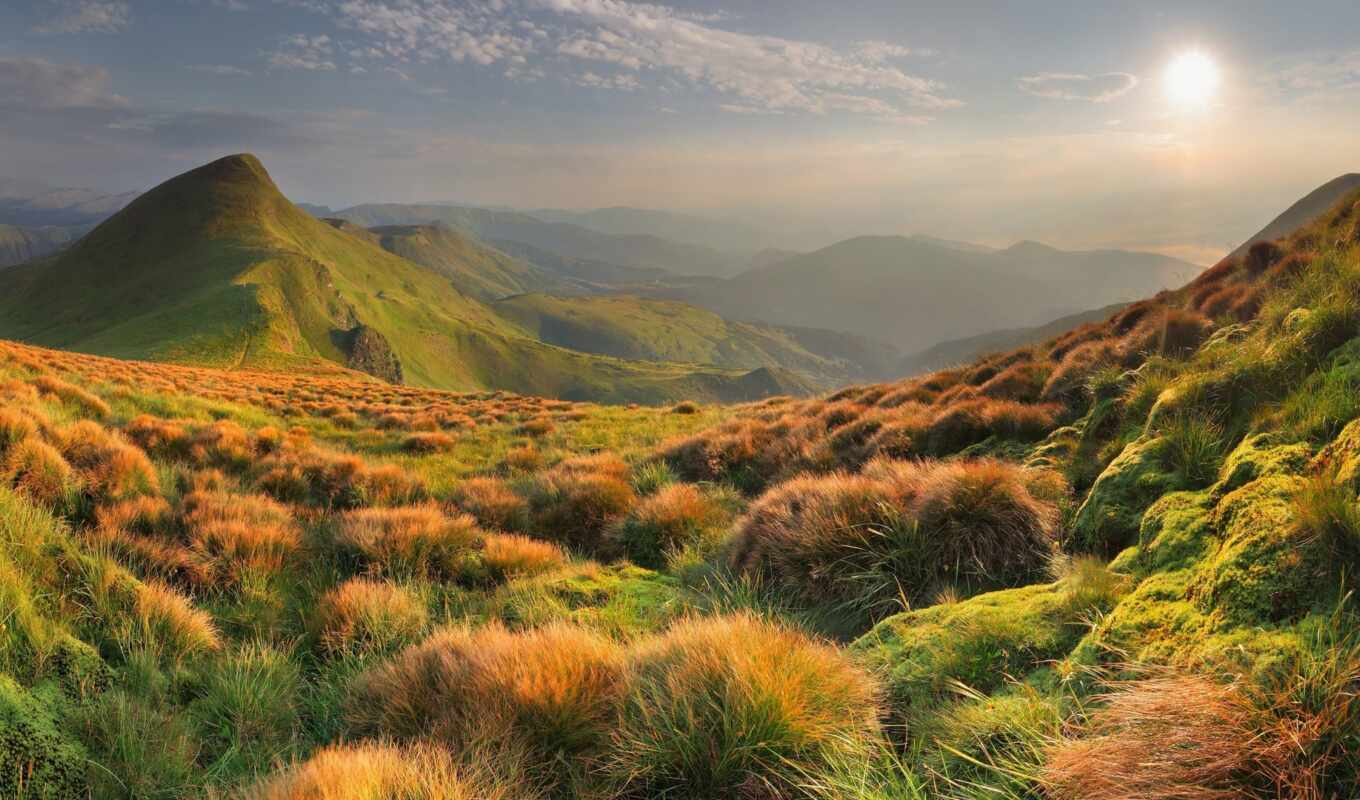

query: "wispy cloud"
left=1018, top=72, right=1139, bottom=103
left=33, top=0, right=131, bottom=34
left=0, top=56, right=128, bottom=109
left=189, top=64, right=253, bottom=76
left=281, top=0, right=955, bottom=121
left=1267, top=51, right=1360, bottom=100
left=267, top=34, right=337, bottom=71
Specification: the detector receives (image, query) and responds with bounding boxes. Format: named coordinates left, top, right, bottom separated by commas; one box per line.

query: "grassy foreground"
left=1, top=191, right=1360, bottom=799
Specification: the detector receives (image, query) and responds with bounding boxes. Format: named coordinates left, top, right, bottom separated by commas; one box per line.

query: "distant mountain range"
left=0, top=223, right=89, bottom=268
left=0, top=177, right=138, bottom=227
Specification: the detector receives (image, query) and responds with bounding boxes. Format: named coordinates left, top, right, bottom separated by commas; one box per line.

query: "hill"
left=333, top=202, right=742, bottom=277
left=493, top=293, right=896, bottom=384
left=1230, top=172, right=1360, bottom=258
left=0, top=177, right=138, bottom=227
left=0, top=155, right=801, bottom=404
left=644, top=235, right=1201, bottom=352
left=0, top=223, right=86, bottom=267
left=1, top=179, right=1359, bottom=800
left=322, top=220, right=574, bottom=302
left=528, top=205, right=772, bottom=263
left=895, top=301, right=1130, bottom=376
left=489, top=237, right=671, bottom=286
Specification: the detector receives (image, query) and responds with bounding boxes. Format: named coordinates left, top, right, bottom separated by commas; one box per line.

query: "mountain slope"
left=333, top=203, right=739, bottom=277
left=0, top=177, right=138, bottom=227
left=323, top=220, right=574, bottom=302
left=493, top=293, right=895, bottom=384
left=0, top=224, right=85, bottom=267
left=0, top=155, right=792, bottom=404
left=528, top=206, right=771, bottom=263
left=1230, top=172, right=1360, bottom=258
left=643, top=235, right=1201, bottom=352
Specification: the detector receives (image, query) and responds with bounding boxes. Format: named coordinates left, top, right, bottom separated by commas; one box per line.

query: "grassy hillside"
left=644, top=234, right=1202, bottom=352
left=333, top=202, right=741, bottom=277
left=0, top=224, right=84, bottom=268
left=1, top=183, right=1359, bottom=799
left=323, top=219, right=573, bottom=302
left=0, top=155, right=801, bottom=405
left=1231, top=173, right=1360, bottom=258
left=494, top=292, right=894, bottom=384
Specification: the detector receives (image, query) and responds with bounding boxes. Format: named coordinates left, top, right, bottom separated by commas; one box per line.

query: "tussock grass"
left=335, top=504, right=483, bottom=580
left=315, top=577, right=429, bottom=656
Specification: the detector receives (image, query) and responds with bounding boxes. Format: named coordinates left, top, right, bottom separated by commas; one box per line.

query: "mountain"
left=322, top=220, right=576, bottom=302
left=749, top=248, right=801, bottom=270
left=1230, top=173, right=1360, bottom=258
left=487, top=238, right=671, bottom=286
left=297, top=202, right=335, bottom=217
left=0, top=177, right=138, bottom=227
left=527, top=206, right=772, bottom=263
left=895, top=301, right=1129, bottom=376
left=493, top=293, right=896, bottom=385
left=0, top=154, right=803, bottom=404
left=0, top=224, right=87, bottom=268
left=332, top=203, right=742, bottom=277
left=639, top=235, right=1202, bottom=353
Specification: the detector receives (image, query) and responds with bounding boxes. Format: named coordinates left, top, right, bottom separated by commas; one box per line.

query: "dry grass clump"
left=480, top=534, right=568, bottom=582
left=133, top=580, right=223, bottom=661
left=1121, top=307, right=1213, bottom=359
left=671, top=400, right=700, bottom=414
left=314, top=577, right=429, bottom=656
left=450, top=477, right=531, bottom=533
left=730, top=458, right=1057, bottom=621
left=335, top=504, right=483, bottom=579
left=3, top=436, right=76, bottom=508
left=348, top=623, right=628, bottom=769
left=242, top=742, right=532, bottom=800
left=1044, top=673, right=1278, bottom=800
left=608, top=483, right=730, bottom=569
left=0, top=408, right=39, bottom=456
left=608, top=613, right=881, bottom=798
left=531, top=468, right=637, bottom=555
left=1043, top=339, right=1123, bottom=401
left=96, top=495, right=173, bottom=535
left=58, top=420, right=160, bottom=503
left=516, top=416, right=556, bottom=437
left=256, top=448, right=423, bottom=509
left=402, top=431, right=457, bottom=454
left=501, top=445, right=543, bottom=474
left=181, top=490, right=301, bottom=579
left=32, top=374, right=111, bottom=418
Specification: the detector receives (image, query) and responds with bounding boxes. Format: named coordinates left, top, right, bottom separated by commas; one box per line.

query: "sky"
left=3, top=0, right=1360, bottom=262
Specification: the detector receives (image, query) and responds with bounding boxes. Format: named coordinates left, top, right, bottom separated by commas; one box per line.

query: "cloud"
left=282, top=0, right=957, bottom=120
left=0, top=57, right=128, bottom=109
left=189, top=64, right=253, bottom=76
left=267, top=34, right=337, bottom=71
left=1268, top=51, right=1360, bottom=100
left=33, top=0, right=131, bottom=33
left=1018, top=72, right=1139, bottom=103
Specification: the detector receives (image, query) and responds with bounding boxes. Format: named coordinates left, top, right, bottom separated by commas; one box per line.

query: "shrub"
left=242, top=743, right=531, bottom=800
left=609, top=483, right=731, bottom=569
left=671, top=401, right=701, bottom=415
left=335, top=505, right=484, bottom=580
left=480, top=534, right=568, bottom=583
left=348, top=623, right=628, bottom=770
left=1044, top=673, right=1273, bottom=800
left=729, top=459, right=1057, bottom=623
left=450, top=477, right=531, bottom=532
left=531, top=472, right=636, bottom=555
left=608, top=613, right=881, bottom=798
left=402, top=431, right=456, bottom=454
left=315, top=578, right=429, bottom=656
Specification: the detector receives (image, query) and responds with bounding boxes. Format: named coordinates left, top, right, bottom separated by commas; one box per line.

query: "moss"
left=1313, top=417, right=1360, bottom=488
left=487, top=563, right=685, bottom=638
left=1069, top=435, right=1184, bottom=555
left=0, top=676, right=88, bottom=800
left=1218, top=433, right=1313, bottom=491
left=852, top=579, right=1117, bottom=731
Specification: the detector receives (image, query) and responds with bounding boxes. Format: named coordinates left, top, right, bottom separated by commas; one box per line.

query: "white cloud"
left=0, top=56, right=128, bottom=109
left=281, top=0, right=956, bottom=120
left=189, top=64, right=253, bottom=76
left=1269, top=51, right=1360, bottom=99
left=268, top=34, right=338, bottom=71
left=1017, top=72, right=1139, bottom=103
left=33, top=0, right=131, bottom=34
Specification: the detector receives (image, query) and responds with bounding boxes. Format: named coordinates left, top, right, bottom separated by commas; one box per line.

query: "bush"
left=335, top=505, right=484, bottom=580
left=729, top=459, right=1057, bottom=624
left=671, top=401, right=701, bottom=415
left=242, top=742, right=531, bottom=800
left=450, top=477, right=531, bottom=532
left=348, top=623, right=628, bottom=772
left=608, top=613, right=881, bottom=798
left=609, top=483, right=732, bottom=569
left=315, top=578, right=429, bottom=656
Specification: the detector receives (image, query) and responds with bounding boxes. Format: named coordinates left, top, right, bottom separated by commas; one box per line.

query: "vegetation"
left=2, top=181, right=1360, bottom=799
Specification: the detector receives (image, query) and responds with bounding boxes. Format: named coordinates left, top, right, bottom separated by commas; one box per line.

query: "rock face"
left=343, top=325, right=403, bottom=384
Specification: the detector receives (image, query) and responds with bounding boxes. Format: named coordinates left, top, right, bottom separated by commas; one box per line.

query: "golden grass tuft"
left=3, top=436, right=76, bottom=508
left=608, top=483, right=729, bottom=569
left=335, top=504, right=483, bottom=579
left=315, top=577, right=429, bottom=656
left=242, top=743, right=532, bottom=800
left=402, top=431, right=457, bottom=454
left=450, top=477, right=531, bottom=533
left=480, top=533, right=568, bottom=582
left=133, top=580, right=222, bottom=661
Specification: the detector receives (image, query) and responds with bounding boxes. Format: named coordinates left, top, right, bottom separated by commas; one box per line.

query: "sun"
left=1164, top=51, right=1220, bottom=106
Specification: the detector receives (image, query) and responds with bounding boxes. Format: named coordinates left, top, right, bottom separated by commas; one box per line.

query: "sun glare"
left=1164, top=51, right=1220, bottom=106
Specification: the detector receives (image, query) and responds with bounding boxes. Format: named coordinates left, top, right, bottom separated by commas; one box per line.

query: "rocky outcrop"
left=342, top=324, right=403, bottom=384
